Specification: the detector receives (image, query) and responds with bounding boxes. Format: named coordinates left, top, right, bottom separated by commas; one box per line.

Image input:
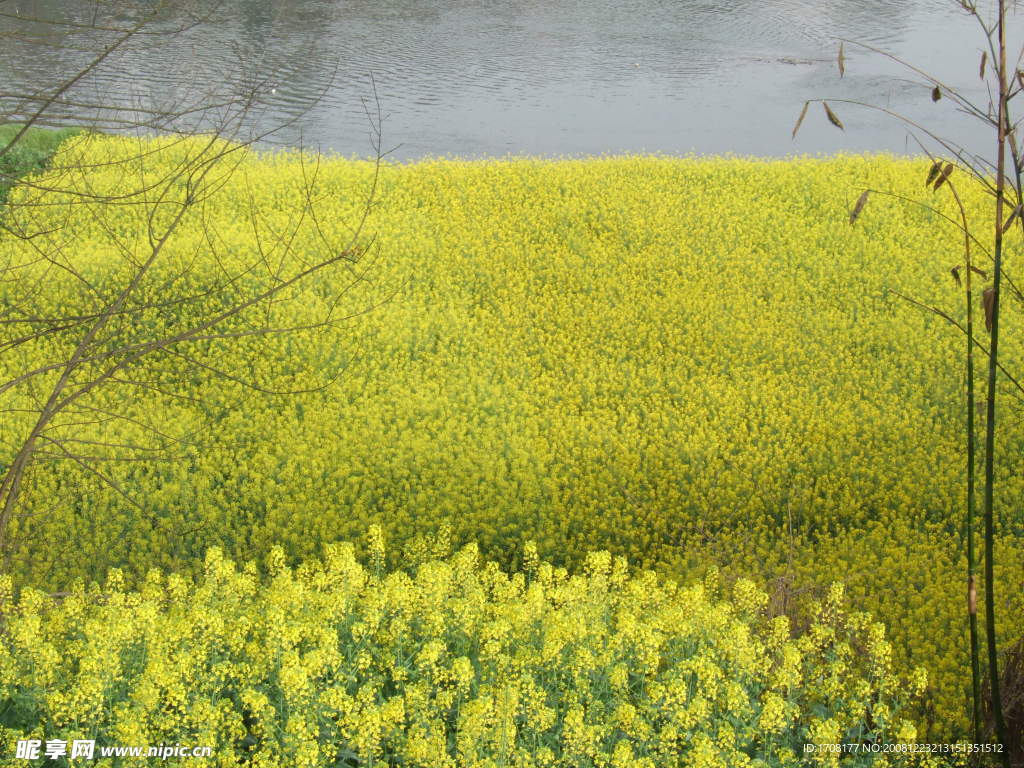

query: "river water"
left=0, top=0, right=1012, bottom=163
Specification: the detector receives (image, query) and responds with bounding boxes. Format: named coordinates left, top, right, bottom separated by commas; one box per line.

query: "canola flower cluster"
left=0, top=533, right=939, bottom=767
left=0, top=135, right=1022, bottom=738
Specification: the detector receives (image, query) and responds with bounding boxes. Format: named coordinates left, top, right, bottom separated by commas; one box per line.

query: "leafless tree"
left=0, top=0, right=400, bottom=578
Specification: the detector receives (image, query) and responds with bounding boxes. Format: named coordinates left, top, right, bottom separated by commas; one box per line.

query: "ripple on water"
left=0, top=0, right=991, bottom=158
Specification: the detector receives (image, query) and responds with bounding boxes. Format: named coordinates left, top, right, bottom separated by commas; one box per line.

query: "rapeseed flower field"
left=0, top=134, right=1022, bottom=752
left=0, top=537, right=938, bottom=767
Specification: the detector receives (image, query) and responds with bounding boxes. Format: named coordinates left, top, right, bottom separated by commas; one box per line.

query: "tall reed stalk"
left=794, top=1, right=1018, bottom=759
left=981, top=2, right=1009, bottom=760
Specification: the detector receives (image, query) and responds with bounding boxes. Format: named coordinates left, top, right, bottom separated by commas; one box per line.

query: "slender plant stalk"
left=964, top=241, right=983, bottom=755
left=801, top=0, right=1020, bottom=749
left=982, top=1, right=1009, bottom=762
left=948, top=179, right=983, bottom=749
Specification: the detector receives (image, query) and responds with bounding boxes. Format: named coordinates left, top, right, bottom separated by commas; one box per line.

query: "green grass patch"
left=0, top=123, right=86, bottom=204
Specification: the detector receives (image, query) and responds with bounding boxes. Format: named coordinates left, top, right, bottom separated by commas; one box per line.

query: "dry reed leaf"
left=792, top=101, right=810, bottom=140
left=925, top=160, right=943, bottom=187
left=933, top=162, right=954, bottom=191
left=980, top=52, right=987, bottom=80
left=823, top=102, right=844, bottom=130
left=982, top=286, right=995, bottom=332
left=849, top=190, right=869, bottom=224
left=1001, top=203, right=1023, bottom=233
left=952, top=265, right=987, bottom=287
left=838, top=43, right=845, bottom=78
left=1018, top=70, right=1024, bottom=90
left=931, top=86, right=941, bottom=102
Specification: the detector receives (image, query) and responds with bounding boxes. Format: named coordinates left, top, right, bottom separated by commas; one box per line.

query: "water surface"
left=0, top=0, right=1012, bottom=162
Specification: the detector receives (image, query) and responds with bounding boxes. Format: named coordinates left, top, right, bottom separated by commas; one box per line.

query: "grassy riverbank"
left=0, top=133, right=1021, bottom=745
left=0, top=124, right=85, bottom=203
